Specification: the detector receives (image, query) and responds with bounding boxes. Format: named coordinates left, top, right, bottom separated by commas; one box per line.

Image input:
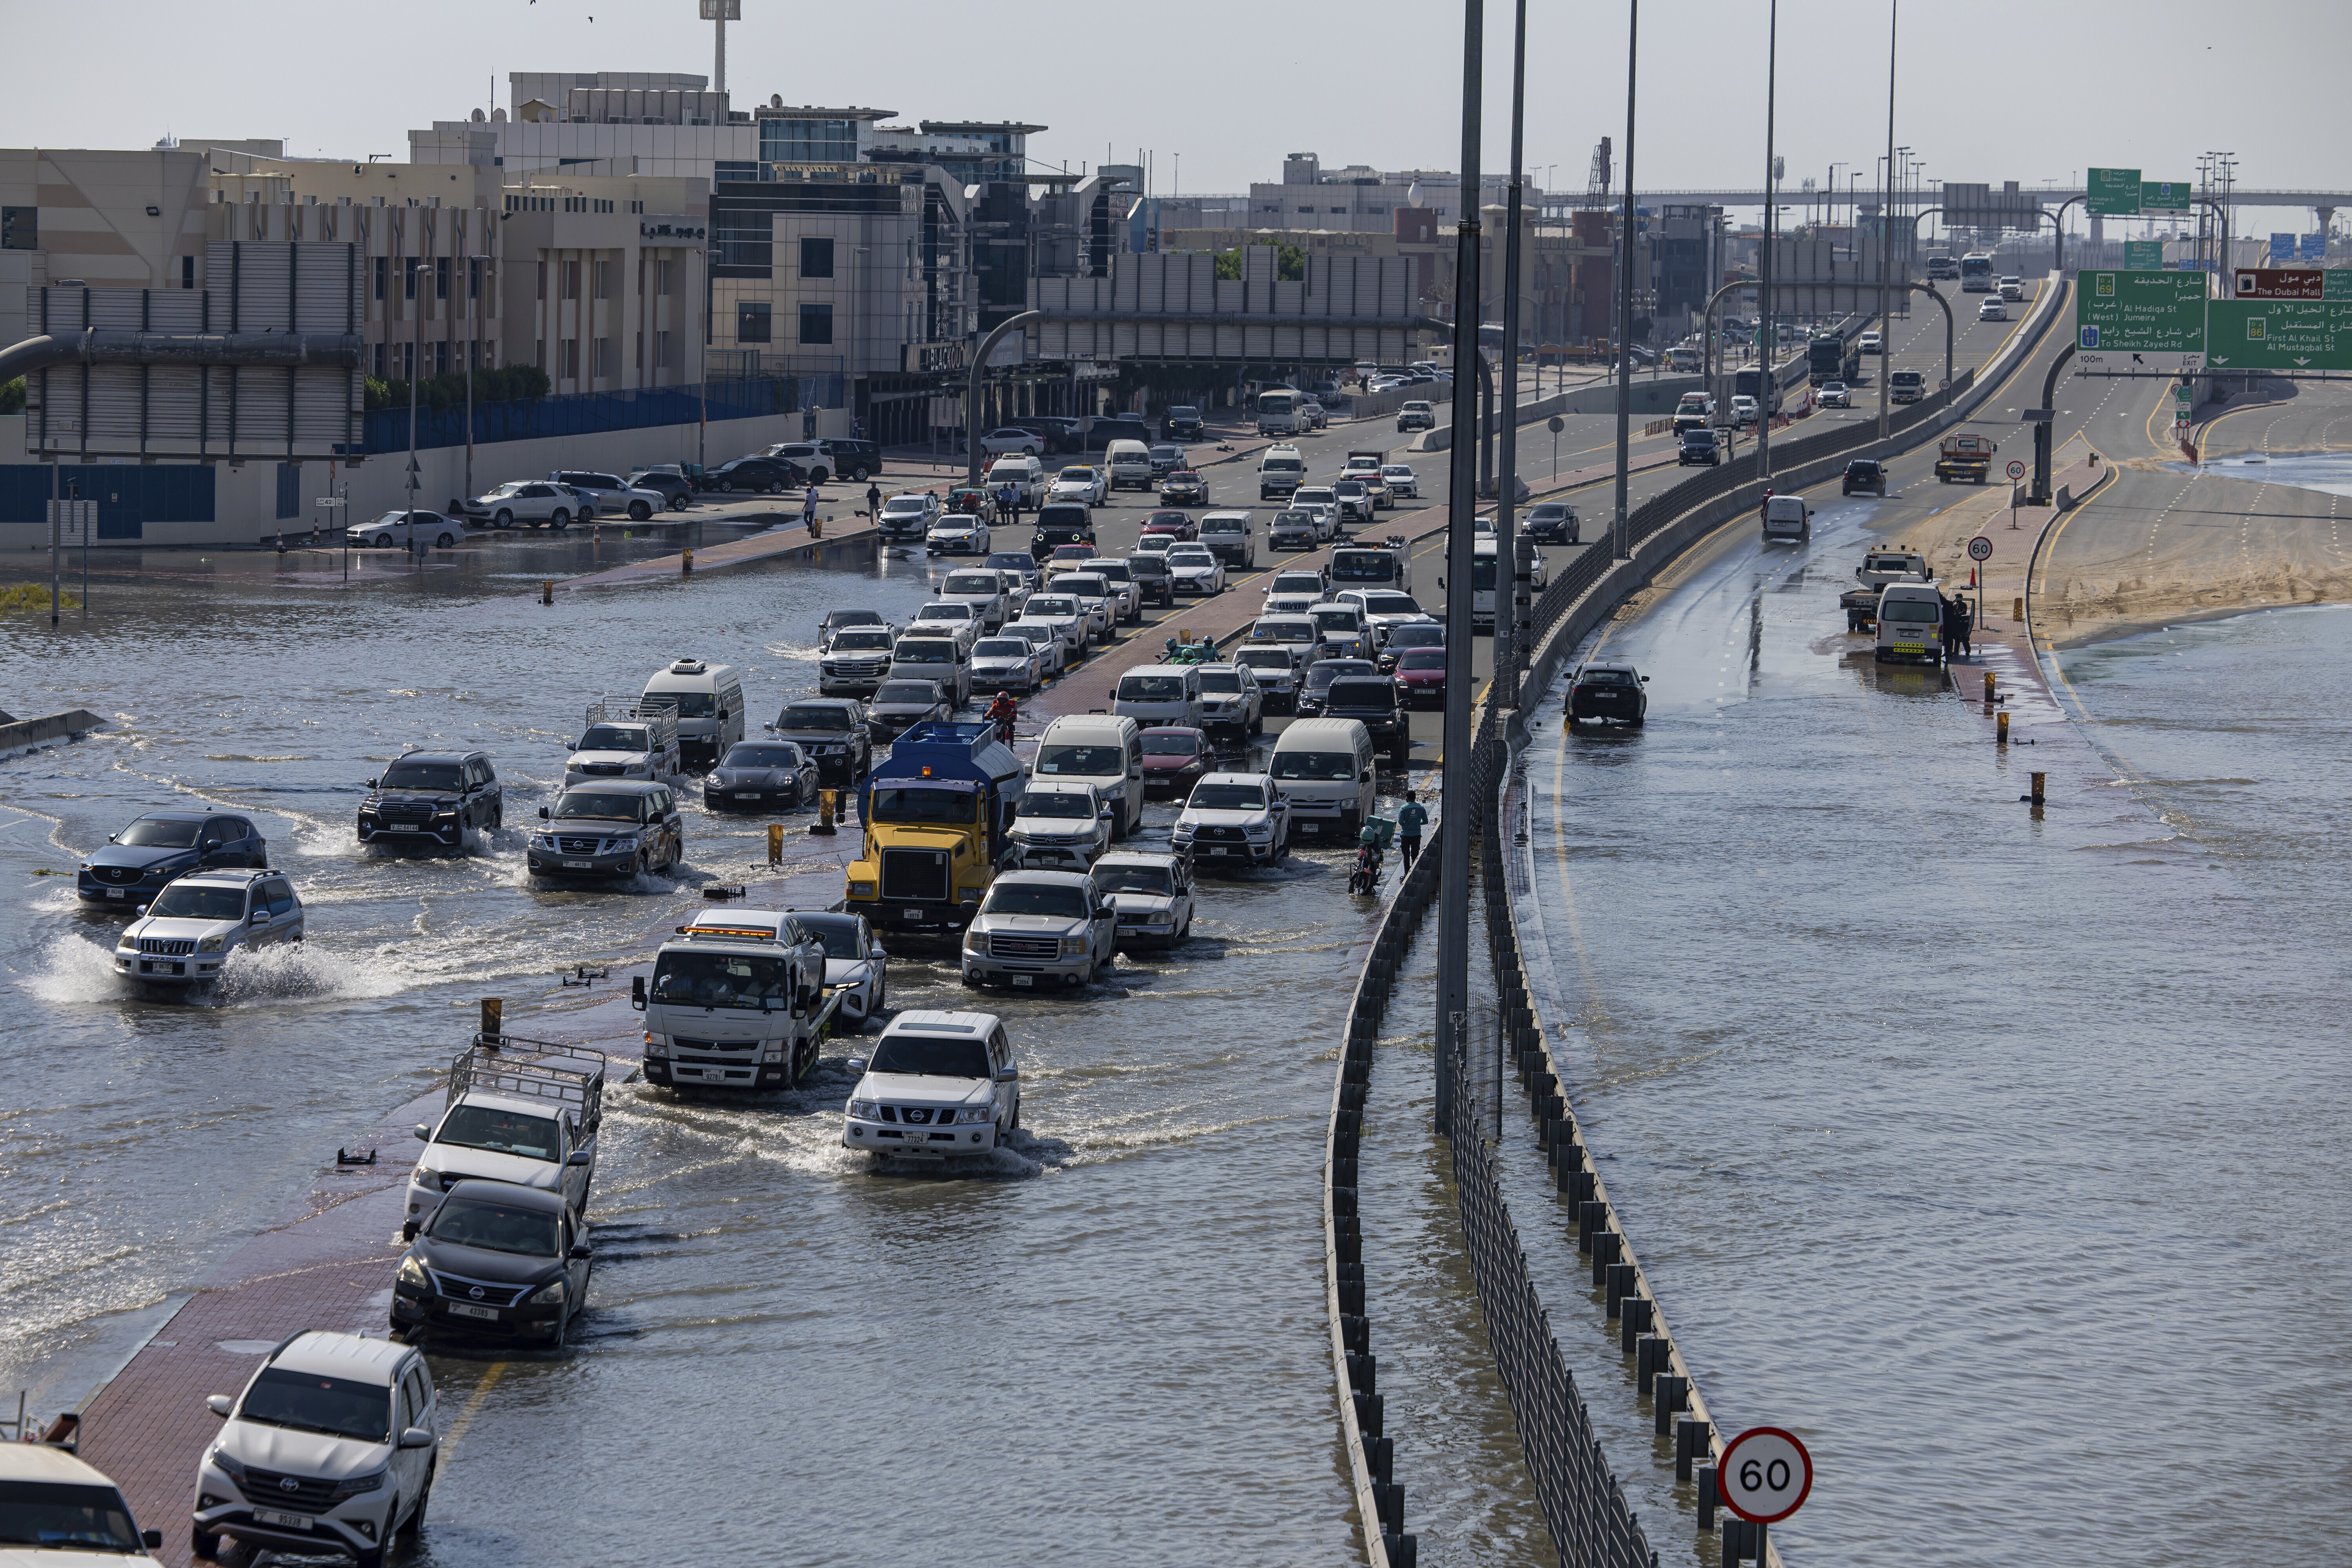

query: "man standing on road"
left=864, top=482, right=882, bottom=519
left=1396, top=790, right=1428, bottom=870
left=998, top=481, right=1019, bottom=522
left=1940, top=594, right=1964, bottom=662
left=802, top=484, right=820, bottom=532
left=1954, top=595, right=1974, bottom=659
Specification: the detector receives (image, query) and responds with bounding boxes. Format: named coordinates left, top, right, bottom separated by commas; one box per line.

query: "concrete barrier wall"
left=0, top=409, right=809, bottom=552
left=0, top=707, right=105, bottom=760
left=1405, top=374, right=1702, bottom=453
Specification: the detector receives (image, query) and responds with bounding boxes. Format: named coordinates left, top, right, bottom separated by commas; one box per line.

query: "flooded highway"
left=0, top=522, right=1437, bottom=1561
left=1514, top=485, right=2352, bottom=1564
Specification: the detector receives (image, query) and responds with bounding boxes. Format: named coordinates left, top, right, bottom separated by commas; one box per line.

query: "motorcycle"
left=1348, top=842, right=1385, bottom=896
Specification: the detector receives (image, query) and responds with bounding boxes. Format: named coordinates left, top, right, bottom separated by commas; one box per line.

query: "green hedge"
left=364, top=364, right=550, bottom=412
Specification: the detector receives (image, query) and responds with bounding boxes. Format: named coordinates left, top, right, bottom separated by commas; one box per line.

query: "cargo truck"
left=633, top=907, right=831, bottom=1090
left=1934, top=432, right=1996, bottom=483
left=847, top=721, right=1027, bottom=934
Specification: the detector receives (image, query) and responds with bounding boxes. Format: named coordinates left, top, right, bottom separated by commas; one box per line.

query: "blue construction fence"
left=0, top=463, right=216, bottom=534
left=362, top=374, right=845, bottom=455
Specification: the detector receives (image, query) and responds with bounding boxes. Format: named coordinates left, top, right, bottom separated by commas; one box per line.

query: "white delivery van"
left=1258, top=445, right=1306, bottom=500
left=641, top=657, right=746, bottom=769
left=1104, top=439, right=1155, bottom=490
left=1760, top=494, right=1812, bottom=545
left=1269, top=717, right=1377, bottom=842
left=1034, top=713, right=1145, bottom=839
left=889, top=634, right=972, bottom=708
left=1256, top=390, right=1303, bottom=436
left=1874, top=583, right=1946, bottom=664
left=1114, top=665, right=1207, bottom=730
left=987, top=455, right=1047, bottom=505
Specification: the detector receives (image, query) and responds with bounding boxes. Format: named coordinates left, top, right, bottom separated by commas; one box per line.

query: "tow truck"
left=847, top=721, right=1026, bottom=934
left=1839, top=547, right=1934, bottom=632
left=1935, top=432, right=1997, bottom=484
left=633, top=907, right=832, bottom=1090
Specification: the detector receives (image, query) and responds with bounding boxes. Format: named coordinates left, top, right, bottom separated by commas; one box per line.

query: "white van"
left=1258, top=445, right=1306, bottom=500
left=1105, top=439, right=1156, bottom=491
left=889, top=634, right=973, bottom=706
left=987, top=454, right=1047, bottom=505
left=642, top=657, right=746, bottom=769
left=1269, top=717, right=1377, bottom=841
left=1256, top=390, right=1303, bottom=436
left=1034, top=713, right=1145, bottom=838
left=1114, top=665, right=1206, bottom=730
left=1760, top=494, right=1812, bottom=545
left=1875, top=584, right=1945, bottom=664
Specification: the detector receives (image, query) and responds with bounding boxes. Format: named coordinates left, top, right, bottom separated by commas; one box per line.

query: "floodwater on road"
left=0, top=535, right=1417, bottom=1563
left=1514, top=501, right=2351, bottom=1565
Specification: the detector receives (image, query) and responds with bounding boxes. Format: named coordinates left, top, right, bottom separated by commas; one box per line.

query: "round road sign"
left=1967, top=535, right=1993, bottom=563
left=2006, top=459, right=2026, bottom=480
left=1548, top=416, right=1565, bottom=433
left=1717, top=1427, right=1813, bottom=1524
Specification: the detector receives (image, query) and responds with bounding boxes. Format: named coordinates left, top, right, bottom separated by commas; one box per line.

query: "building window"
left=535, top=338, right=545, bottom=369
left=737, top=301, right=772, bottom=343
left=435, top=341, right=449, bottom=376
left=403, top=258, right=418, bottom=300
left=468, top=257, right=481, bottom=300
left=372, top=256, right=388, bottom=301
left=1297, top=205, right=1314, bottom=213
left=800, top=236, right=834, bottom=279
left=435, top=257, right=450, bottom=300
left=593, top=259, right=612, bottom=299
left=561, top=338, right=579, bottom=379
left=593, top=337, right=615, bottom=377
left=715, top=161, right=761, bottom=183
left=536, top=261, right=547, bottom=300
left=1330, top=207, right=1347, bottom=213
left=372, top=343, right=386, bottom=378
left=181, top=254, right=196, bottom=289
left=0, top=206, right=34, bottom=250
left=276, top=463, right=300, bottom=521
left=635, top=329, right=643, bottom=369
left=798, top=303, right=833, bottom=345
left=655, top=259, right=675, bottom=296
left=562, top=260, right=581, bottom=300
left=1368, top=207, right=1386, bottom=216
left=759, top=117, right=858, bottom=164
left=712, top=206, right=773, bottom=270
left=657, top=329, right=675, bottom=370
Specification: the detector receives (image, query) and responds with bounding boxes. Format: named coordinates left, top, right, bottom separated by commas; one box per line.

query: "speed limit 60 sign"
left=1718, top=1427, right=1813, bottom=1523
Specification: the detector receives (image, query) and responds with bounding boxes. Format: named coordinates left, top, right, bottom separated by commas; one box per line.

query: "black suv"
left=1163, top=406, right=1207, bottom=440
left=769, top=698, right=873, bottom=784
left=1322, top=675, right=1411, bottom=769
left=1010, top=417, right=1083, bottom=454
left=358, top=750, right=504, bottom=850
left=1842, top=459, right=1887, bottom=497
left=1127, top=552, right=1178, bottom=607
left=1085, top=414, right=1153, bottom=450
left=78, top=810, right=268, bottom=906
left=814, top=438, right=881, bottom=483
left=1523, top=501, right=1581, bottom=544
left=1678, top=429, right=1721, bottom=466
left=1029, top=503, right=1098, bottom=559
left=705, top=455, right=807, bottom=494
left=1568, top=661, right=1650, bottom=728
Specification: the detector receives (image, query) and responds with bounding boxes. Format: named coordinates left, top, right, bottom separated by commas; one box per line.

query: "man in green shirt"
left=1396, top=790, right=1428, bottom=868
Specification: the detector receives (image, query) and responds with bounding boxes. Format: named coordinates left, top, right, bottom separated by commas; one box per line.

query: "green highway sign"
left=2077, top=269, right=2209, bottom=371
left=2207, top=299, right=2352, bottom=372
left=2140, top=181, right=2193, bottom=218
left=2087, top=167, right=2143, bottom=217
left=2123, top=240, right=2164, bottom=268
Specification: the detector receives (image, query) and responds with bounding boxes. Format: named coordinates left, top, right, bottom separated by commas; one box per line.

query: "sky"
left=5, top=0, right=2346, bottom=234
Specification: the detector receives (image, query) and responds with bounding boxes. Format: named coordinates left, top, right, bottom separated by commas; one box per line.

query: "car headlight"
left=330, top=1467, right=387, bottom=1501
left=964, top=927, right=984, bottom=951
left=955, top=1106, right=994, bottom=1125
left=534, top=834, right=559, bottom=849
left=1145, top=911, right=1174, bottom=925
left=848, top=1099, right=880, bottom=1120
left=209, top=1446, right=247, bottom=1481
left=196, top=934, right=227, bottom=953
left=607, top=836, right=640, bottom=853
left=526, top=1278, right=566, bottom=1307
left=1245, top=823, right=1272, bottom=839
left=1059, top=936, right=1089, bottom=956
left=849, top=881, right=876, bottom=897
left=397, top=1256, right=428, bottom=1289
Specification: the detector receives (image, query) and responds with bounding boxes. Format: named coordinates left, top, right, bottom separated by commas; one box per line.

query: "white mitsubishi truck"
left=633, top=907, right=832, bottom=1090
left=406, top=1036, right=606, bottom=1240
left=564, top=699, right=682, bottom=786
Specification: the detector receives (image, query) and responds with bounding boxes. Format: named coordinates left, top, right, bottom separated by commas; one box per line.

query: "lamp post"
left=1877, top=0, right=1898, bottom=443
left=1497, top=0, right=1528, bottom=705
left=1757, top=0, right=1778, bottom=488
left=1611, top=0, right=1639, bottom=561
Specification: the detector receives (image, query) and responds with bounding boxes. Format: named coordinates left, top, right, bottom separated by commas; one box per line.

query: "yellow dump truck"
left=1935, top=432, right=1997, bottom=483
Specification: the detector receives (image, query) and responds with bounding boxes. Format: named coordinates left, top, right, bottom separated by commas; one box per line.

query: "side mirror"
left=632, top=975, right=647, bottom=1010
left=206, top=1395, right=234, bottom=1417
left=413, top=1123, right=431, bottom=1142
left=566, top=1149, right=592, bottom=1167
left=397, top=1426, right=436, bottom=1450
left=143, top=1531, right=163, bottom=1550
left=845, top=1057, right=868, bottom=1076
left=994, top=1067, right=1020, bottom=1084
left=366, top=777, right=378, bottom=788
left=569, top=1244, right=593, bottom=1260
left=870, top=943, right=887, bottom=960
left=1360, top=769, right=1374, bottom=783
left=250, top=910, right=270, bottom=924
left=1641, top=676, right=1652, bottom=683
left=539, top=806, right=550, bottom=820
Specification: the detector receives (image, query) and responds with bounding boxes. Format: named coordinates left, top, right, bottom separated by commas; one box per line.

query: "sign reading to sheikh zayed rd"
left=2076, top=269, right=2208, bottom=372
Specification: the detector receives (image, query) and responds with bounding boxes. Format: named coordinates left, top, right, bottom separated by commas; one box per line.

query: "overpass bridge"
left=1541, top=188, right=2350, bottom=221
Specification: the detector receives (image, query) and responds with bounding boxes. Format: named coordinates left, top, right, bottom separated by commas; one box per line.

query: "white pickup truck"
left=565, top=700, right=682, bottom=785
left=1841, top=548, right=1933, bottom=631
left=406, top=1036, right=605, bottom=1240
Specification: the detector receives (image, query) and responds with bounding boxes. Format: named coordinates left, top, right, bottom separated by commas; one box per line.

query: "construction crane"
left=1582, top=137, right=1612, bottom=211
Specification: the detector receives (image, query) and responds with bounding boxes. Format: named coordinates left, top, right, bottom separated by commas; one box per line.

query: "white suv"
left=843, top=1009, right=1022, bottom=1160
left=1008, top=780, right=1112, bottom=871
left=550, top=470, right=666, bottom=522
left=0, top=1443, right=162, bottom=1558
left=959, top=870, right=1118, bottom=989
left=193, top=1330, right=441, bottom=1568
left=1172, top=771, right=1291, bottom=866
left=114, top=869, right=303, bottom=987
left=457, top=481, right=583, bottom=530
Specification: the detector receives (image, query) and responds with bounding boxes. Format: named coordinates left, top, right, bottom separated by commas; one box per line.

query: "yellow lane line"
left=436, top=1360, right=507, bottom=1460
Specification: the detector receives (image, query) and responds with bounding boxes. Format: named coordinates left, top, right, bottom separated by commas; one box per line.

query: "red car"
left=1392, top=646, right=1449, bottom=706
left=1140, top=510, right=1198, bottom=542
left=1140, top=726, right=1212, bottom=796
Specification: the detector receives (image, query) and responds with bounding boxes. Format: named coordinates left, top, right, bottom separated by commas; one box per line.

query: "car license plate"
left=1011, top=974, right=1034, bottom=987
left=904, top=908, right=924, bottom=922
left=1205, top=846, right=1226, bottom=855
left=1298, top=822, right=1319, bottom=834
left=445, top=1301, right=499, bottom=1321
left=735, top=791, right=760, bottom=799
left=563, top=860, right=593, bottom=869
left=253, top=1508, right=313, bottom=1530
left=106, top=887, right=123, bottom=899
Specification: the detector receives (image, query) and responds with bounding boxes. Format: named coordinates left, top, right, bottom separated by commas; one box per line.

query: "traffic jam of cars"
left=36, top=393, right=1681, bottom=1567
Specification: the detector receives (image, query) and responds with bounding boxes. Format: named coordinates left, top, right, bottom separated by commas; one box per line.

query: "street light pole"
left=1611, top=0, right=1639, bottom=561
left=1498, top=0, right=1528, bottom=706
left=1757, top=0, right=1777, bottom=488
left=1435, top=0, right=1485, bottom=1129
left=1877, top=0, right=1898, bottom=443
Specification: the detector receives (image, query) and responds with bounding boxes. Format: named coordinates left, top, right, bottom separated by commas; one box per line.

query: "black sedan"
left=1567, top=660, right=1650, bottom=728
left=1522, top=501, right=1582, bottom=544
left=705, top=455, right=806, bottom=494
left=78, top=809, right=267, bottom=906
left=1296, top=659, right=1378, bottom=718
left=390, top=1180, right=592, bottom=1345
left=703, top=741, right=820, bottom=812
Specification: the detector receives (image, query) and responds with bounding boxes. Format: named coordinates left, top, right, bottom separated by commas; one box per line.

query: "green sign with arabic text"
left=2087, top=167, right=2143, bottom=218
left=2123, top=241, right=2164, bottom=268
left=2206, top=298, right=2352, bottom=372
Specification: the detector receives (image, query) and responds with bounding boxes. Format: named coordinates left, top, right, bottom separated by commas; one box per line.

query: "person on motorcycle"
left=983, top=689, right=1018, bottom=742
left=1351, top=822, right=1385, bottom=893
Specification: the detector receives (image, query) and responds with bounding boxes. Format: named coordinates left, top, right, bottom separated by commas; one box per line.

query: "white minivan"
left=1874, top=583, right=1945, bottom=665
left=987, top=455, right=1046, bottom=506
left=1269, top=717, right=1377, bottom=842
left=1256, top=390, right=1303, bottom=436
left=1104, top=439, right=1155, bottom=491
left=1034, top=713, right=1146, bottom=839
left=1114, top=665, right=1206, bottom=730
left=642, top=657, right=746, bottom=769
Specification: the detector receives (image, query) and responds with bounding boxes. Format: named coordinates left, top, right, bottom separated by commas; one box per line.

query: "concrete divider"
left=0, top=708, right=107, bottom=761
left=1406, top=374, right=1702, bottom=453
